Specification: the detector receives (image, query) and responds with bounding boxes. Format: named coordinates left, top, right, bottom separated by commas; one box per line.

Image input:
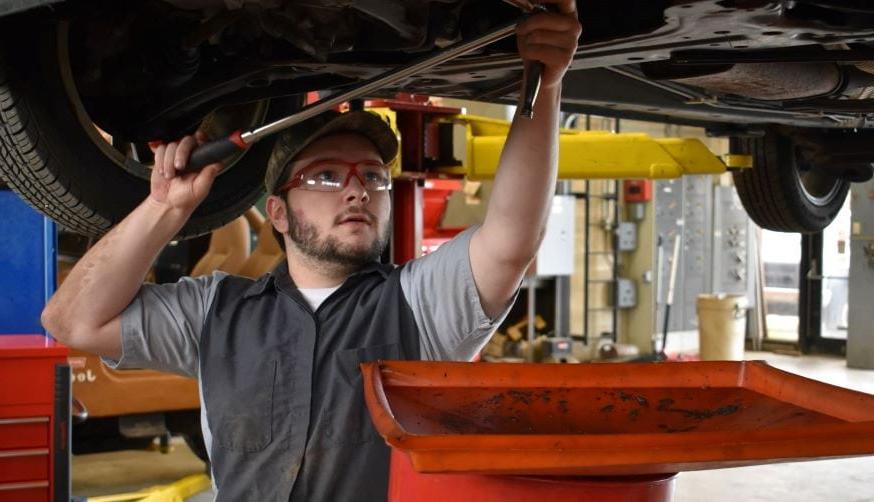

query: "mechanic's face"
left=274, top=133, right=391, bottom=267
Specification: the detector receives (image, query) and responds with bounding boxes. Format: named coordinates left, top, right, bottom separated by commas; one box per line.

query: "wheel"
left=731, top=130, right=850, bottom=233
left=0, top=17, right=299, bottom=238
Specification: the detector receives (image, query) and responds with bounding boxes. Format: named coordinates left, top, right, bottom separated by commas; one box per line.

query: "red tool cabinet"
left=0, top=335, right=70, bottom=502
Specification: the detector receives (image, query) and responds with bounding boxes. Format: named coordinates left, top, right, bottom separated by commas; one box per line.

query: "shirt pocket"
left=336, top=343, right=401, bottom=387
left=327, top=343, right=400, bottom=446
left=206, top=358, right=277, bottom=452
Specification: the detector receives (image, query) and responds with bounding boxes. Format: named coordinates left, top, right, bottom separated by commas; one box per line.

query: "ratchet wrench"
left=179, top=2, right=558, bottom=172
left=180, top=18, right=520, bottom=172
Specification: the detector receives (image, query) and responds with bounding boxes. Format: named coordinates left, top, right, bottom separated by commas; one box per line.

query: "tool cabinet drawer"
left=0, top=417, right=49, bottom=449
left=0, top=449, right=49, bottom=483
left=0, top=481, right=49, bottom=502
left=0, top=481, right=50, bottom=502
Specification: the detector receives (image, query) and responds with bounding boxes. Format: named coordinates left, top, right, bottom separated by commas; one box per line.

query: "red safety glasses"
left=278, top=159, right=392, bottom=193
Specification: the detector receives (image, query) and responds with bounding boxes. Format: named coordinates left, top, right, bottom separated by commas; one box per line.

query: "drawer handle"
left=0, top=480, right=49, bottom=491
left=0, top=417, right=49, bottom=425
left=0, top=448, right=49, bottom=458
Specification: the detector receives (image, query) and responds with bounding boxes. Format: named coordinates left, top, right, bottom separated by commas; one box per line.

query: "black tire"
left=731, top=130, right=849, bottom=233
left=0, top=17, right=298, bottom=238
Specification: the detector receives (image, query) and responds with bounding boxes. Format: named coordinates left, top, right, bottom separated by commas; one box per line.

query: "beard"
left=286, top=208, right=389, bottom=268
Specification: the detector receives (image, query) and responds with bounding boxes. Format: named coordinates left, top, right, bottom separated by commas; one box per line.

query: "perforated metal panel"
left=654, top=176, right=712, bottom=331
left=712, top=185, right=754, bottom=296
left=680, top=176, right=713, bottom=330
left=654, top=179, right=684, bottom=332
left=653, top=176, right=760, bottom=345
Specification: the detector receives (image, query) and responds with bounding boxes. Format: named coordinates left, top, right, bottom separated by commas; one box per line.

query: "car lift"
left=363, top=96, right=752, bottom=264
left=434, top=114, right=751, bottom=180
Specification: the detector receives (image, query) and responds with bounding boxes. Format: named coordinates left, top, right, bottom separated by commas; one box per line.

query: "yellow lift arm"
left=86, top=473, right=211, bottom=502
left=434, top=114, right=752, bottom=180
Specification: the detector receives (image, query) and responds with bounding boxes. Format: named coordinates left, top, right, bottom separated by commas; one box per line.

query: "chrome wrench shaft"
left=183, top=17, right=520, bottom=171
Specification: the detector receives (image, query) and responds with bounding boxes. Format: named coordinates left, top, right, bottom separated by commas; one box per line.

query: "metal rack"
left=581, top=180, right=621, bottom=345
left=578, top=117, right=623, bottom=345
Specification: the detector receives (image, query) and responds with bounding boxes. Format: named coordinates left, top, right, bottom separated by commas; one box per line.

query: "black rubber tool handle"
left=519, top=61, right=543, bottom=119
left=185, top=130, right=249, bottom=172
left=518, top=4, right=548, bottom=119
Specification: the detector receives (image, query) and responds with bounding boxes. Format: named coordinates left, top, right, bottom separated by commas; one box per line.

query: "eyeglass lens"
left=301, top=161, right=391, bottom=191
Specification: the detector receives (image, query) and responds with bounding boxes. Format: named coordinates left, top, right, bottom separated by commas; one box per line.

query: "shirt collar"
left=241, top=259, right=391, bottom=300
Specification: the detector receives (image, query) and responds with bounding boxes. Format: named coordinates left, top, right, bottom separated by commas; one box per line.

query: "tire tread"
left=731, top=132, right=848, bottom=233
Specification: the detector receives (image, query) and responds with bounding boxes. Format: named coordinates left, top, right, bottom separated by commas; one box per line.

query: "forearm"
left=467, top=1, right=578, bottom=317
left=43, top=198, right=190, bottom=343
left=481, top=84, right=561, bottom=262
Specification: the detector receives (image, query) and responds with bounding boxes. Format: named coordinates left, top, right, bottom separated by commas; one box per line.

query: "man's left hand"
left=516, top=0, right=582, bottom=89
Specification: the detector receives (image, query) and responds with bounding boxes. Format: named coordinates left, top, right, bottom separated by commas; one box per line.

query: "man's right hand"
left=42, top=132, right=226, bottom=359
left=150, top=132, right=223, bottom=212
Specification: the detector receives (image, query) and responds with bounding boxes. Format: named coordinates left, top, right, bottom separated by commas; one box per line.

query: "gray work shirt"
left=104, top=227, right=515, bottom=501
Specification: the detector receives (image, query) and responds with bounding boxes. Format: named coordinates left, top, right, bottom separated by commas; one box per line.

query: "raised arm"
left=469, top=0, right=581, bottom=317
left=41, top=135, right=221, bottom=359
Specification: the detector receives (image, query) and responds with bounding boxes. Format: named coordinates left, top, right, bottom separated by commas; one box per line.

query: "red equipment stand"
left=0, top=335, right=70, bottom=502
left=389, top=450, right=676, bottom=502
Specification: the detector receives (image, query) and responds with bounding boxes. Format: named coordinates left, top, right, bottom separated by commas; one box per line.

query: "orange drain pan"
left=361, top=360, right=874, bottom=476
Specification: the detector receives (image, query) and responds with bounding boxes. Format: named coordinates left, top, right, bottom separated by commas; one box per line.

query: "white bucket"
left=696, top=294, right=748, bottom=360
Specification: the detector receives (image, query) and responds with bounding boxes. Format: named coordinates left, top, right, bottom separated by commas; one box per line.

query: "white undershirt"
left=298, top=286, right=341, bottom=311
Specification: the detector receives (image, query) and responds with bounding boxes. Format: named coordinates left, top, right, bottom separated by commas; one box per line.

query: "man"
left=42, top=2, right=581, bottom=500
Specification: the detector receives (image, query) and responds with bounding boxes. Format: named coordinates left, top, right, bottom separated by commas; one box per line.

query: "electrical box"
left=611, top=278, right=637, bottom=309
left=616, top=222, right=637, bottom=251
left=534, top=195, right=576, bottom=276
left=623, top=180, right=652, bottom=203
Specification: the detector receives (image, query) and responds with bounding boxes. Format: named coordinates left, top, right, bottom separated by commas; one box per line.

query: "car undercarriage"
left=1, top=0, right=874, bottom=235
left=59, top=0, right=874, bottom=138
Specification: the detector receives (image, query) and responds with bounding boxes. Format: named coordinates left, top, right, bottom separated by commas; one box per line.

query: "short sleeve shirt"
left=105, top=225, right=515, bottom=371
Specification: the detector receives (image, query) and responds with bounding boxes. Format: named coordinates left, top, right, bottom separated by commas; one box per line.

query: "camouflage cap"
left=264, top=110, right=399, bottom=194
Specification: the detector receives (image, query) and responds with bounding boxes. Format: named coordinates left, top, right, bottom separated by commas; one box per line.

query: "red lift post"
left=368, top=96, right=470, bottom=264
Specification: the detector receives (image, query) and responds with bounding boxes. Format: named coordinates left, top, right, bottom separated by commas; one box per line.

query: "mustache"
left=334, top=207, right=376, bottom=225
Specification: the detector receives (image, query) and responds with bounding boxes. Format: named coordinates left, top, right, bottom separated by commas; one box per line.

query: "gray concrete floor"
left=71, top=351, right=874, bottom=501
left=72, top=439, right=207, bottom=498
left=675, top=351, right=874, bottom=502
